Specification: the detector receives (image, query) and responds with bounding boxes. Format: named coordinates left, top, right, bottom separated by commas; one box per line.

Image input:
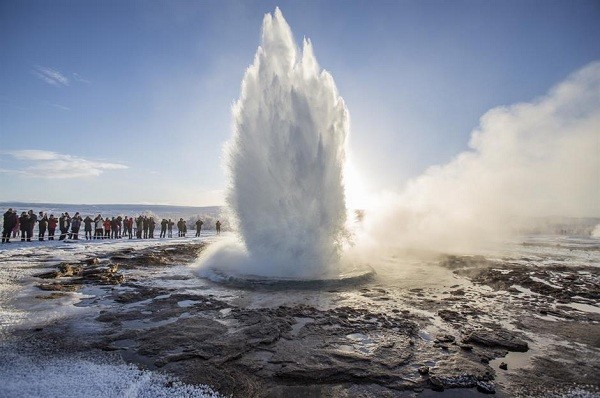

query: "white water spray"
left=204, top=8, right=350, bottom=278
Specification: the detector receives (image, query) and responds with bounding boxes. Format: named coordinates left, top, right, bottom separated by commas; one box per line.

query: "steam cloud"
left=356, top=62, right=600, bottom=252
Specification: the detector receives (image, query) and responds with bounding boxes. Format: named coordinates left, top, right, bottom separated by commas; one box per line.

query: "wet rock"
left=418, top=366, right=429, bottom=375
left=35, top=292, right=68, bottom=299
left=438, top=309, right=466, bottom=323
left=435, top=334, right=455, bottom=343
left=476, top=380, right=496, bottom=394
left=85, top=257, right=100, bottom=265
left=34, top=261, right=124, bottom=287
left=464, top=329, right=529, bottom=352
left=37, top=283, right=80, bottom=292
left=499, top=362, right=508, bottom=370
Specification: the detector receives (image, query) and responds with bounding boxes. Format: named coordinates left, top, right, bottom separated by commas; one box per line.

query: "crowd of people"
left=1, top=208, right=222, bottom=243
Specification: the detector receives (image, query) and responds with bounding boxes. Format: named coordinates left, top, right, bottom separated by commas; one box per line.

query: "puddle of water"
left=121, top=312, right=191, bottom=330
left=177, top=300, right=200, bottom=308
left=489, top=349, right=535, bottom=390
left=345, top=332, right=376, bottom=354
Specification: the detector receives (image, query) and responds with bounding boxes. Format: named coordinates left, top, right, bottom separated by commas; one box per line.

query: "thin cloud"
left=32, top=66, right=70, bottom=86
left=1, top=150, right=128, bottom=179
left=72, top=72, right=91, bottom=84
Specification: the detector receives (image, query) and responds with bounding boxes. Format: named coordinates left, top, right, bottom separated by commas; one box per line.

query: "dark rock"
left=438, top=309, right=466, bottom=323
left=418, top=366, right=429, bottom=375
left=464, top=329, right=529, bottom=352
left=37, top=283, right=80, bottom=292
left=435, top=334, right=455, bottom=343
left=499, top=362, right=508, bottom=370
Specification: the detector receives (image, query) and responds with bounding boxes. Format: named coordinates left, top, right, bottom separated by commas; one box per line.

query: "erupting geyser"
left=203, top=8, right=357, bottom=280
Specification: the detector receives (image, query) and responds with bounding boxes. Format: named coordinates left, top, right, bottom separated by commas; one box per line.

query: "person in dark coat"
left=2, top=208, right=17, bottom=243
left=195, top=219, right=204, bottom=237
left=122, top=216, right=130, bottom=239
left=48, top=214, right=57, bottom=240
left=142, top=216, right=149, bottom=239
left=20, top=212, right=30, bottom=241
left=83, top=216, right=93, bottom=240
left=160, top=219, right=168, bottom=238
left=70, top=213, right=82, bottom=240
left=38, top=212, right=48, bottom=241
left=27, top=210, right=37, bottom=240
left=148, top=217, right=156, bottom=238
left=111, top=217, right=119, bottom=239
left=216, top=220, right=221, bottom=235
left=135, top=216, right=143, bottom=239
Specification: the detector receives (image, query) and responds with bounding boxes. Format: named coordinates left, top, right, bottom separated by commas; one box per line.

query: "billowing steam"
left=356, top=62, right=600, bottom=252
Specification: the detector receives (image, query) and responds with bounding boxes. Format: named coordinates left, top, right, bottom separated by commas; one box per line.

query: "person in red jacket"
left=103, top=218, right=111, bottom=239
left=48, top=214, right=57, bottom=240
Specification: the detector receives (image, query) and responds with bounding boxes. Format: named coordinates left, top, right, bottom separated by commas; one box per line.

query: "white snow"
left=0, top=350, right=221, bottom=398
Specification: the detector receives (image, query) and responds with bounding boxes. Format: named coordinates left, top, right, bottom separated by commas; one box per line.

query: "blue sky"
left=1, top=0, right=599, bottom=205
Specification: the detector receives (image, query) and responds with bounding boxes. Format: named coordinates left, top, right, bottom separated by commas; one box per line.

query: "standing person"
left=122, top=216, right=128, bottom=239
left=148, top=217, right=156, bottom=238
left=20, top=212, right=30, bottom=242
left=160, top=219, right=168, bottom=238
left=135, top=216, right=143, bottom=239
left=117, top=216, right=123, bottom=239
left=38, top=212, right=48, bottom=241
left=12, top=210, right=20, bottom=239
left=48, top=214, right=57, bottom=240
left=59, top=212, right=71, bottom=241
left=83, top=216, right=93, bottom=240
left=216, top=220, right=221, bottom=235
left=123, top=216, right=131, bottom=239
left=111, top=217, right=119, bottom=239
left=27, top=210, right=37, bottom=240
left=2, top=208, right=17, bottom=243
left=103, top=217, right=111, bottom=239
left=195, top=219, right=203, bottom=237
left=167, top=219, right=174, bottom=238
left=176, top=218, right=184, bottom=237
left=94, top=214, right=103, bottom=239
left=70, top=212, right=82, bottom=240
left=142, top=216, right=149, bottom=239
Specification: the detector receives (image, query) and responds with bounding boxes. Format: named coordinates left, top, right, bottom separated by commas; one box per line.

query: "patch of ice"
left=0, top=351, right=221, bottom=398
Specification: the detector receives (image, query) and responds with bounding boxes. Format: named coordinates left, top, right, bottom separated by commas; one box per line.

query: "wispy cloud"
left=49, top=103, right=71, bottom=111
left=32, top=66, right=70, bottom=87
left=0, top=150, right=128, bottom=179
left=72, top=72, right=91, bottom=84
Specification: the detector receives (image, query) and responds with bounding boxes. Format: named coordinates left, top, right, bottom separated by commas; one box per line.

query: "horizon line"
left=0, top=201, right=223, bottom=208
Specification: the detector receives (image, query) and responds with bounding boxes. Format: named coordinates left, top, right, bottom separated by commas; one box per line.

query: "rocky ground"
left=0, top=238, right=599, bottom=397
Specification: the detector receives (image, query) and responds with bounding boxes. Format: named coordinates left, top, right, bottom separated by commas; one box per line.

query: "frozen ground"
left=0, top=233, right=598, bottom=397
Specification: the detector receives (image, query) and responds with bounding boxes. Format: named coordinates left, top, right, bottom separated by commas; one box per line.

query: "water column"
left=225, top=8, right=349, bottom=278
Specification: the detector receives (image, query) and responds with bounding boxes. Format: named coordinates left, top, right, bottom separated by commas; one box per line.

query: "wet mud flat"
left=1, top=240, right=599, bottom=397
